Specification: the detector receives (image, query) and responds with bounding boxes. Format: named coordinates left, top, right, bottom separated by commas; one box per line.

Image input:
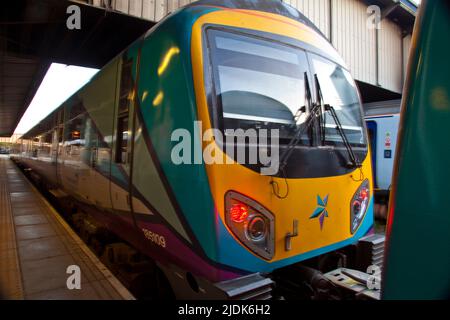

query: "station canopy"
left=1, top=0, right=417, bottom=136
left=0, top=0, right=153, bottom=137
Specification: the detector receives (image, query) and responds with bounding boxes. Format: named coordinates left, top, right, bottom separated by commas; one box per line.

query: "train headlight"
left=350, top=179, right=370, bottom=234
left=246, top=216, right=267, bottom=242
left=225, top=191, right=274, bottom=260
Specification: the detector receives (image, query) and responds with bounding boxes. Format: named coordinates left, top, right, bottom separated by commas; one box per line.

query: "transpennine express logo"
left=309, top=195, right=329, bottom=230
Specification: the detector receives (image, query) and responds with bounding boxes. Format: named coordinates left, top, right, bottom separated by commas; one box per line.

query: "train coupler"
left=324, top=268, right=381, bottom=300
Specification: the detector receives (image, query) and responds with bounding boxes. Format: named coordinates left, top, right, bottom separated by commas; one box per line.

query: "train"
left=382, top=0, right=450, bottom=299
left=11, top=0, right=377, bottom=299
left=365, top=112, right=400, bottom=219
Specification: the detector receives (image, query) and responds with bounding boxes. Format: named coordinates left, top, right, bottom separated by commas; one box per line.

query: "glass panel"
left=65, top=115, right=85, bottom=146
left=116, top=116, right=129, bottom=164
left=119, top=58, right=133, bottom=114
left=68, top=102, right=84, bottom=121
left=309, top=53, right=366, bottom=146
left=58, top=127, right=64, bottom=143
left=207, top=29, right=311, bottom=143
left=39, top=132, right=52, bottom=158
left=215, top=36, right=299, bottom=64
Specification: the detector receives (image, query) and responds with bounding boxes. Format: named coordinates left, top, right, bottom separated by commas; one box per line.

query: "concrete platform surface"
left=0, top=156, right=134, bottom=300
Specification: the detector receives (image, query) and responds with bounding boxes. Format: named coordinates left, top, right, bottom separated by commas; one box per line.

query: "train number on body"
left=142, top=228, right=166, bottom=248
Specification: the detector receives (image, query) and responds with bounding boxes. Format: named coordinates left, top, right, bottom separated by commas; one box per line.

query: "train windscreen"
left=206, top=28, right=366, bottom=147
left=310, top=53, right=366, bottom=147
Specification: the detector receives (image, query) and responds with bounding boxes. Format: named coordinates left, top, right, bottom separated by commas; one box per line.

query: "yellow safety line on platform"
left=0, top=157, right=24, bottom=299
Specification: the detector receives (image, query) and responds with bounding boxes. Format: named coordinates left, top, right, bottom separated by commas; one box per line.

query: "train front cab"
left=185, top=5, right=379, bottom=299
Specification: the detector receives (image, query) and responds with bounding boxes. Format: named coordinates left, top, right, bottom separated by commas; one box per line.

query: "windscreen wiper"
left=292, top=72, right=312, bottom=125
left=314, top=74, right=361, bottom=169
left=278, top=73, right=320, bottom=173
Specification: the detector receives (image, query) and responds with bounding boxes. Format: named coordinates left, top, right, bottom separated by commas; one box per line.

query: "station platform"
left=0, top=156, right=134, bottom=300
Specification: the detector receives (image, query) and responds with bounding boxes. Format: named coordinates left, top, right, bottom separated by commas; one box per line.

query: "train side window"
left=57, top=108, right=65, bottom=146
left=57, top=109, right=64, bottom=125
left=44, top=132, right=52, bottom=143
left=69, top=102, right=84, bottom=120
left=115, top=56, right=133, bottom=164
left=58, top=126, right=64, bottom=143
left=116, top=116, right=129, bottom=164
left=32, top=138, right=39, bottom=157
left=119, top=58, right=133, bottom=114
left=67, top=116, right=85, bottom=145
left=39, top=132, right=52, bottom=157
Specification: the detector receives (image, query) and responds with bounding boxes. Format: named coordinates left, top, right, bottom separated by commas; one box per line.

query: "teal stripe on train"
left=136, top=7, right=220, bottom=259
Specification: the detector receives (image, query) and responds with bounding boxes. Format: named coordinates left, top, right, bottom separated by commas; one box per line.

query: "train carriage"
left=12, top=0, right=375, bottom=299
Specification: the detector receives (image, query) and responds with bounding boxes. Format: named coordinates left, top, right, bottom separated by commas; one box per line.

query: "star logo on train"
left=309, top=195, right=329, bottom=230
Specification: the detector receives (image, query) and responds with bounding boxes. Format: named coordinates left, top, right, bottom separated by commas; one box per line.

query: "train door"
left=366, top=120, right=378, bottom=188
left=111, top=43, right=142, bottom=240
left=367, top=115, right=399, bottom=192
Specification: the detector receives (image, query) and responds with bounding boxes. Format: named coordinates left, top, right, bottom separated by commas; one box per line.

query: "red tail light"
left=230, top=203, right=249, bottom=223
left=225, top=191, right=275, bottom=260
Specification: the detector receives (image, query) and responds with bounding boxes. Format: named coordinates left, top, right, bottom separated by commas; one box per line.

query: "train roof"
left=20, top=1, right=329, bottom=140
left=189, top=0, right=327, bottom=39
